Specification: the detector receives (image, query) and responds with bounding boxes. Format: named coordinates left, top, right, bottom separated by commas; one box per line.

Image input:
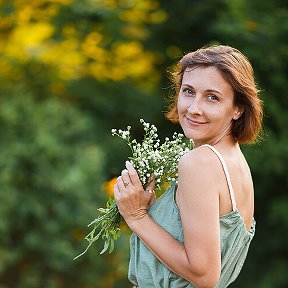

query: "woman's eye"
left=207, top=94, right=219, bottom=101
left=183, top=88, right=194, bottom=95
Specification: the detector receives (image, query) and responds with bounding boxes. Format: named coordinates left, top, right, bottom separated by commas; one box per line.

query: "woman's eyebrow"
left=206, top=89, right=223, bottom=96
left=181, top=84, right=223, bottom=96
left=181, top=83, right=194, bottom=88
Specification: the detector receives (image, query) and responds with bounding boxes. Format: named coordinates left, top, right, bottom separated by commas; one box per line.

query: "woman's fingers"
left=125, top=161, right=142, bottom=187
left=113, top=183, right=120, bottom=200
left=125, top=161, right=155, bottom=198
left=118, top=161, right=155, bottom=201
left=144, top=180, right=155, bottom=201
left=145, top=175, right=155, bottom=191
left=114, top=163, right=155, bottom=223
left=121, top=169, right=132, bottom=189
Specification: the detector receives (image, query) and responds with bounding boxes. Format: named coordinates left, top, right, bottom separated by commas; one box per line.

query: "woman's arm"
left=114, top=148, right=221, bottom=288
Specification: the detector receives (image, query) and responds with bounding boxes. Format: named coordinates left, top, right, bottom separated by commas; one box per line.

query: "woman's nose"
left=187, top=97, right=203, bottom=115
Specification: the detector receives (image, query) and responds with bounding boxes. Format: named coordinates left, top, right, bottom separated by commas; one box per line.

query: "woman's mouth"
left=185, top=116, right=207, bottom=126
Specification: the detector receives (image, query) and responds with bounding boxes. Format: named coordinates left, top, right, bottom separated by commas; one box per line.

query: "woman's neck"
left=194, top=134, right=238, bottom=149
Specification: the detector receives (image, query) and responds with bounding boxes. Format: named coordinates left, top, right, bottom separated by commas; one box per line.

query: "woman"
left=114, top=45, right=263, bottom=288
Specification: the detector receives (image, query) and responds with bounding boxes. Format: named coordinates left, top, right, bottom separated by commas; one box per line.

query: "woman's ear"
left=232, top=106, right=244, bottom=120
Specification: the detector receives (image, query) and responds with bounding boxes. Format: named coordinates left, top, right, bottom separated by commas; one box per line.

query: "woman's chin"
left=182, top=132, right=206, bottom=147
left=182, top=130, right=198, bottom=141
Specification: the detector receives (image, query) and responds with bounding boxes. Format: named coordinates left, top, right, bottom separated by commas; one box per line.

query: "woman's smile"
left=185, top=116, right=208, bottom=127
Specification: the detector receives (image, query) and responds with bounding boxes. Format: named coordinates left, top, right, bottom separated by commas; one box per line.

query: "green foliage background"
left=0, top=0, right=287, bottom=287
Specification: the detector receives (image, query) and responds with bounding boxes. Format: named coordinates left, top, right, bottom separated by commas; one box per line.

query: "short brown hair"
left=166, top=45, right=263, bottom=144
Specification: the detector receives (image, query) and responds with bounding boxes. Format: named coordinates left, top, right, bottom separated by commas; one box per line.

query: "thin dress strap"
left=201, top=144, right=237, bottom=212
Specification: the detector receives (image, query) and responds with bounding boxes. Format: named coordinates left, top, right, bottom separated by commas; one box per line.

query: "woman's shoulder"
left=179, top=145, right=219, bottom=171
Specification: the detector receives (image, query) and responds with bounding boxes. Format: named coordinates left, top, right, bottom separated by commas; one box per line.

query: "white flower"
left=78, top=119, right=193, bottom=256
left=113, top=120, right=191, bottom=188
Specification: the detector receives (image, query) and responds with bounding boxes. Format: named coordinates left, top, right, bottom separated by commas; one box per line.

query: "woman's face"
left=177, top=66, right=242, bottom=146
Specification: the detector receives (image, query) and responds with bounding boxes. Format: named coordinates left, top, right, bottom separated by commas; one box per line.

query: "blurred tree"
left=0, top=92, right=113, bottom=287
left=0, top=0, right=167, bottom=287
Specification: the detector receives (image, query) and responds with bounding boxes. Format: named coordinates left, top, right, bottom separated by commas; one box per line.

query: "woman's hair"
left=166, top=45, right=263, bottom=144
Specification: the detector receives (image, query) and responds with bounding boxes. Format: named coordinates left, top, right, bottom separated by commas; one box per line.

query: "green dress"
left=128, top=144, right=256, bottom=288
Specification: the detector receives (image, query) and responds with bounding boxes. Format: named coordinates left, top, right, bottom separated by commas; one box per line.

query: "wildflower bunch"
left=74, top=119, right=192, bottom=259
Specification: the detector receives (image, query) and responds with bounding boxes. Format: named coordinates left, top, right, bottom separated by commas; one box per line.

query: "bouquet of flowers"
left=74, top=119, right=192, bottom=259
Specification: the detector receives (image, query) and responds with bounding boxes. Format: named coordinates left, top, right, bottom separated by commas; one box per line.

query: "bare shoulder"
left=178, top=146, right=219, bottom=173
left=177, top=146, right=221, bottom=218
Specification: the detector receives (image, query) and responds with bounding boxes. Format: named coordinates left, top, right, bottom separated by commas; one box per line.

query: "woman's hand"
left=114, top=161, right=156, bottom=228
